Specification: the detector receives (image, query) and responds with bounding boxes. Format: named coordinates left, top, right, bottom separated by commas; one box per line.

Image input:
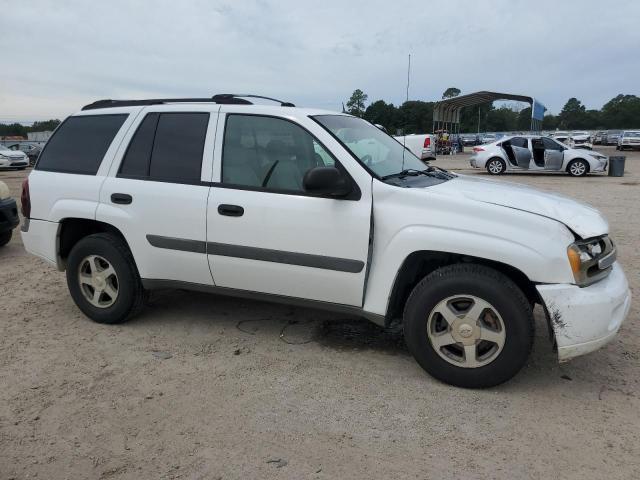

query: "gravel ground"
left=0, top=146, right=638, bottom=479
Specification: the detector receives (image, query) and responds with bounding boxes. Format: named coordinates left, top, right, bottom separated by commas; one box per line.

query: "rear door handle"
left=111, top=193, right=132, bottom=205
left=218, top=204, right=244, bottom=217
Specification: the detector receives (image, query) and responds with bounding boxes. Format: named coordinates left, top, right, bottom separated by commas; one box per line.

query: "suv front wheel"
left=66, top=233, right=146, bottom=324
left=403, top=264, right=533, bottom=388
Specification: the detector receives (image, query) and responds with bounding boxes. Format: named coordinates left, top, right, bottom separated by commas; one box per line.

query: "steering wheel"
left=361, top=154, right=373, bottom=166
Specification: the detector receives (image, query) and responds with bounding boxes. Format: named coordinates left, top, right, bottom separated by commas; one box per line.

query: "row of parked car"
left=0, top=141, right=44, bottom=169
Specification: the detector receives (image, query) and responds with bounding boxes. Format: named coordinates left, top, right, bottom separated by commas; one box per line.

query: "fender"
left=362, top=180, right=576, bottom=316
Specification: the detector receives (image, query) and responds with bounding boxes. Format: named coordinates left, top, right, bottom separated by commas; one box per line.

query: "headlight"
left=567, top=235, right=616, bottom=286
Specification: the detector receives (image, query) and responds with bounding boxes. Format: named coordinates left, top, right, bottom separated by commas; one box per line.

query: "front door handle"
left=111, top=193, right=132, bottom=205
left=218, top=204, right=244, bottom=217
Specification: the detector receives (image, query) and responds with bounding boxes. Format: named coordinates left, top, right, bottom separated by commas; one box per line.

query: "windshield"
left=313, top=115, right=428, bottom=178
left=624, top=131, right=640, bottom=138
left=0, top=145, right=11, bottom=152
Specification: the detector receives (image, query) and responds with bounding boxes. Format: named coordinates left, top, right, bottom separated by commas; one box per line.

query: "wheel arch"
left=566, top=157, right=590, bottom=174
left=57, top=218, right=132, bottom=271
left=384, top=250, right=540, bottom=327
left=486, top=156, right=507, bottom=173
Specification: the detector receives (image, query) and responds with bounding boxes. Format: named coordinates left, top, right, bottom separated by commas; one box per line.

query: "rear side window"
left=36, top=114, right=128, bottom=174
left=119, top=113, right=158, bottom=177
left=119, top=112, right=209, bottom=184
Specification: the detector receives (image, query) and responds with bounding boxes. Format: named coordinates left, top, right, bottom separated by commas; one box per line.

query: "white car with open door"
left=470, top=135, right=608, bottom=176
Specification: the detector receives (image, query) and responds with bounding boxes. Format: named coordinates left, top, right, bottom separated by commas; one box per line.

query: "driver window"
left=542, top=137, right=563, bottom=151
left=222, top=114, right=336, bottom=192
left=510, top=137, right=527, bottom=148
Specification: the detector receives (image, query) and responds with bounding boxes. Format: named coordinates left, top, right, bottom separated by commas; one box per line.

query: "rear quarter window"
left=36, top=114, right=128, bottom=175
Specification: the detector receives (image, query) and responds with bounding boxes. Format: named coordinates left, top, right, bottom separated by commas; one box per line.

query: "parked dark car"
left=460, top=133, right=480, bottom=146
left=0, top=180, right=19, bottom=247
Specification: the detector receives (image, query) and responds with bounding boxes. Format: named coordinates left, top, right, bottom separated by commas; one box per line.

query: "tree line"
left=0, top=119, right=61, bottom=137
left=345, top=88, right=640, bottom=134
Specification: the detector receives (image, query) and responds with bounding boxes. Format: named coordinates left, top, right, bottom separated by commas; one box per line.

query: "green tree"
left=442, top=87, right=461, bottom=99
left=558, top=98, right=587, bottom=129
left=363, top=100, right=399, bottom=132
left=542, top=114, right=559, bottom=130
left=398, top=101, right=434, bottom=135
left=601, top=94, right=640, bottom=129
left=31, top=119, right=61, bottom=132
left=516, top=107, right=532, bottom=131
left=346, top=89, right=368, bottom=117
left=484, top=105, right=518, bottom=132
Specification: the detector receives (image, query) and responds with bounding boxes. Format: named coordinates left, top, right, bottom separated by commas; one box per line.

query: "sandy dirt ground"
left=0, top=146, right=638, bottom=479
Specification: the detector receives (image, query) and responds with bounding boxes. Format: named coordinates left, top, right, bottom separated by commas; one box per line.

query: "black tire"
left=0, top=230, right=12, bottom=247
left=66, top=233, right=146, bottom=324
left=567, top=158, right=589, bottom=177
left=485, top=157, right=506, bottom=175
left=403, top=264, right=534, bottom=388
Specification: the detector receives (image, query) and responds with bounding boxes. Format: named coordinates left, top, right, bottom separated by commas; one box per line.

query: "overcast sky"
left=1, top=0, right=639, bottom=123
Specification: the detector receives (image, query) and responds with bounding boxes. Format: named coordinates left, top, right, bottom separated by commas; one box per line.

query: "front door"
left=206, top=111, right=372, bottom=307
left=542, top=137, right=564, bottom=170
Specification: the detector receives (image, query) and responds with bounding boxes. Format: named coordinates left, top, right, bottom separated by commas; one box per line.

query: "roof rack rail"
left=212, top=94, right=295, bottom=107
left=81, top=94, right=295, bottom=111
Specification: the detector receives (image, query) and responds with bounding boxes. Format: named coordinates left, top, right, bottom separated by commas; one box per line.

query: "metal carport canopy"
left=433, top=91, right=535, bottom=124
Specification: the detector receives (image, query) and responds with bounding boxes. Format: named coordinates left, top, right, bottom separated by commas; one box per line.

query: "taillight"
left=473, top=147, right=484, bottom=153
left=21, top=178, right=30, bottom=218
left=424, top=137, right=431, bottom=147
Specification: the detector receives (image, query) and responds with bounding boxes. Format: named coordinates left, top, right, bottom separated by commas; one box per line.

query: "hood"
left=0, top=150, right=25, bottom=159
left=431, top=175, right=608, bottom=238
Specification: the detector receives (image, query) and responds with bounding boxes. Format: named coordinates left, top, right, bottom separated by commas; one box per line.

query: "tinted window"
left=543, top=137, right=563, bottom=151
left=37, top=114, right=127, bottom=174
left=119, top=113, right=158, bottom=177
left=222, top=115, right=335, bottom=191
left=118, top=112, right=209, bottom=183
left=149, top=113, right=209, bottom=183
left=510, top=137, right=528, bottom=148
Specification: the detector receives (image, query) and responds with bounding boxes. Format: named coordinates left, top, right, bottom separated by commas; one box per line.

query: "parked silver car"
left=617, top=130, right=640, bottom=151
left=470, top=135, right=608, bottom=176
left=603, top=130, right=622, bottom=146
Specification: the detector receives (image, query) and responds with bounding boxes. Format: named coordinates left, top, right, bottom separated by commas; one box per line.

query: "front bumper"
left=0, top=197, right=19, bottom=233
left=537, top=262, right=631, bottom=361
left=0, top=157, right=28, bottom=168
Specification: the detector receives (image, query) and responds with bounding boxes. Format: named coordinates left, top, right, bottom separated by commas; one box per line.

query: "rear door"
left=206, top=109, right=372, bottom=307
left=98, top=105, right=218, bottom=286
left=542, top=137, right=564, bottom=170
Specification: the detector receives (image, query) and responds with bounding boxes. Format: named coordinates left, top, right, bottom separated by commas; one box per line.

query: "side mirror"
left=303, top=166, right=352, bottom=197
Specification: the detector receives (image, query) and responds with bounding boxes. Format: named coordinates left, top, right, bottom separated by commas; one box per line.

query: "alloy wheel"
left=427, top=295, right=506, bottom=368
left=569, top=161, right=587, bottom=176
left=487, top=160, right=504, bottom=174
left=78, top=255, right=119, bottom=308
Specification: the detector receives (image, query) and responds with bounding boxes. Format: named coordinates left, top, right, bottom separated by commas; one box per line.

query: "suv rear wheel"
left=403, top=264, right=533, bottom=388
left=66, top=233, right=146, bottom=324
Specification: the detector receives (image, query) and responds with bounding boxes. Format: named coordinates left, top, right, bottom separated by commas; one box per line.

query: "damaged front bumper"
left=537, top=262, right=631, bottom=362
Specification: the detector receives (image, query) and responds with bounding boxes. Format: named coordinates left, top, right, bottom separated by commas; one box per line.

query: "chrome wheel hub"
left=427, top=295, right=506, bottom=368
left=78, top=255, right=119, bottom=308
left=488, top=161, right=502, bottom=173
left=570, top=162, right=586, bottom=175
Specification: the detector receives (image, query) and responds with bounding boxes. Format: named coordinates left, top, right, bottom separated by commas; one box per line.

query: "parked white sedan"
left=470, top=135, right=608, bottom=177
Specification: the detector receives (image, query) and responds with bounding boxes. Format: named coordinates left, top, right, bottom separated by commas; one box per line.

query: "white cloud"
left=1, top=0, right=638, bottom=121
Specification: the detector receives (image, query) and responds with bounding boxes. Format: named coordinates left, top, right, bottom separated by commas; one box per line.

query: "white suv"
left=20, top=94, right=631, bottom=388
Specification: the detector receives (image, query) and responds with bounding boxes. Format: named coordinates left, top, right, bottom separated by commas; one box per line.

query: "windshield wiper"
left=381, top=167, right=436, bottom=180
